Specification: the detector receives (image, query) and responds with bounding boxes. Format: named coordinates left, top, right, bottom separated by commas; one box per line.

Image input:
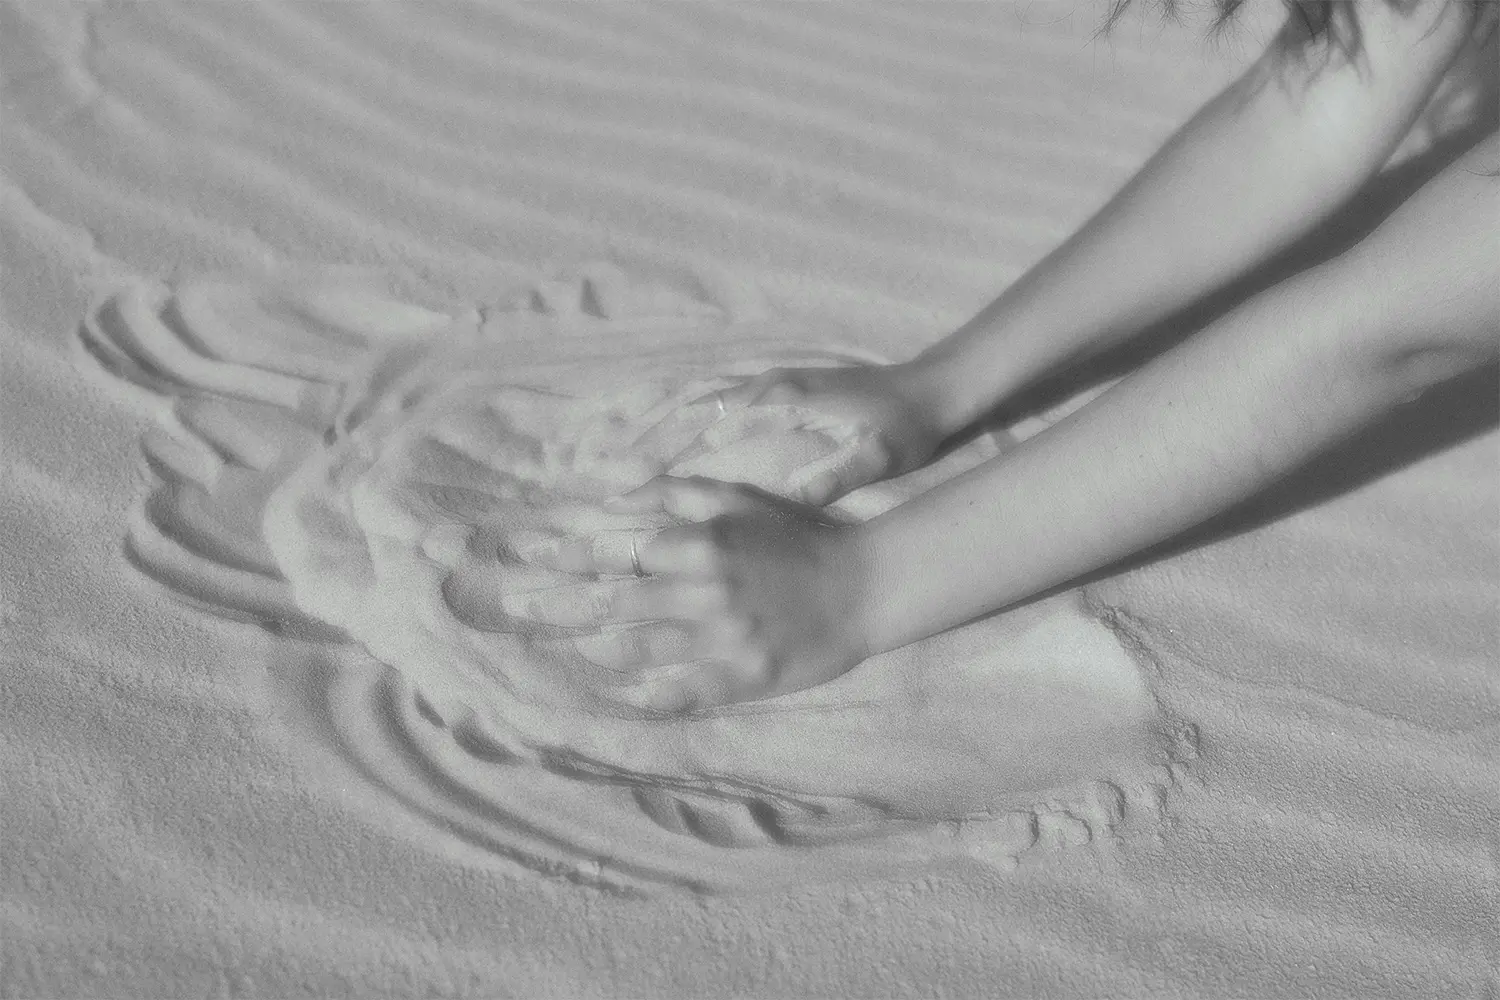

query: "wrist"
left=839, top=518, right=906, bottom=661
left=891, top=352, right=978, bottom=440
left=901, top=308, right=1046, bottom=438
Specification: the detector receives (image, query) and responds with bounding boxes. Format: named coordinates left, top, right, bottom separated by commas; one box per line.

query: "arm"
left=904, top=0, right=1485, bottom=436
left=701, top=2, right=1482, bottom=506
left=538, top=133, right=1496, bottom=715
left=856, top=130, right=1499, bottom=656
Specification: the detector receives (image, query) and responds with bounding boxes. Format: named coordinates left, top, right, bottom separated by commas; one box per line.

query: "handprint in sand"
left=84, top=265, right=1189, bottom=892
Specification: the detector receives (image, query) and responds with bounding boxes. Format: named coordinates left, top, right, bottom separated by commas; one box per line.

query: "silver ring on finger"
left=629, top=533, right=646, bottom=578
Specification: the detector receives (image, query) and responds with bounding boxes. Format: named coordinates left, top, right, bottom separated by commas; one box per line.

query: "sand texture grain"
left=2, top=1, right=1495, bottom=997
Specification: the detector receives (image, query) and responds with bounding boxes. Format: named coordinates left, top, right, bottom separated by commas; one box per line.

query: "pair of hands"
left=515, top=362, right=947, bottom=714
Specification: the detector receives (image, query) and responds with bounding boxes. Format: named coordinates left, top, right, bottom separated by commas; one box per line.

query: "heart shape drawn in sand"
left=84, top=264, right=1195, bottom=892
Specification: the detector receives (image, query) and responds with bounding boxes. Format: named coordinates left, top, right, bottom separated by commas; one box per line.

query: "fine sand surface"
left=3, top=2, right=1496, bottom=996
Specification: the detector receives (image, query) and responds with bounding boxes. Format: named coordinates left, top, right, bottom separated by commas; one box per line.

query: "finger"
left=690, top=405, right=806, bottom=452
left=603, top=475, right=763, bottom=520
left=633, top=520, right=749, bottom=579
left=661, top=405, right=810, bottom=477
left=552, top=453, right=664, bottom=498
left=605, top=576, right=723, bottom=623
left=528, top=500, right=641, bottom=538
left=498, top=578, right=629, bottom=627
left=789, top=433, right=892, bottom=505
left=846, top=432, right=896, bottom=485
left=703, top=372, right=774, bottom=409
left=625, top=392, right=724, bottom=456
left=515, top=520, right=735, bottom=580
left=570, top=621, right=704, bottom=672
left=690, top=366, right=810, bottom=411
left=793, top=468, right=844, bottom=507
left=682, top=381, right=748, bottom=414
left=510, top=527, right=657, bottom=577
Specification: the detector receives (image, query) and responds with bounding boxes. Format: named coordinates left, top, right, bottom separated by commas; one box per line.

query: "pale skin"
left=526, top=0, right=1500, bottom=714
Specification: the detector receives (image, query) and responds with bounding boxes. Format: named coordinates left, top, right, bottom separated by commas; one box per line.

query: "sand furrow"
left=3, top=122, right=277, bottom=272
left=212, top=0, right=1113, bottom=213
left=5, top=0, right=1495, bottom=994
left=63, top=8, right=1037, bottom=307
left=270, top=0, right=1139, bottom=204
left=105, top=2, right=1075, bottom=229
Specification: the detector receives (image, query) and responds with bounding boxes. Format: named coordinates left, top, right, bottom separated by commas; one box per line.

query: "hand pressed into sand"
left=515, top=476, right=874, bottom=714
left=694, top=362, right=947, bottom=504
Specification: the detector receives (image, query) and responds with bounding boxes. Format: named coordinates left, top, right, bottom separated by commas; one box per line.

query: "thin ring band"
left=629, top=534, right=645, bottom=577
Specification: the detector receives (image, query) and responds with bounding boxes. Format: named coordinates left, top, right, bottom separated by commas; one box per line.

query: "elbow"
left=1334, top=136, right=1500, bottom=400
left=1351, top=246, right=1499, bottom=403
left=1376, top=338, right=1497, bottom=406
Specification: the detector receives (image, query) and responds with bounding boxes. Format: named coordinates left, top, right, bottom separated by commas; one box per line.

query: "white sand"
left=3, top=1, right=1495, bottom=996
left=84, top=272, right=1179, bottom=891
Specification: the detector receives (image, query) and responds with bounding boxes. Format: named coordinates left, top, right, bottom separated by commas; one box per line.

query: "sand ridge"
left=5, top=1, right=1495, bottom=993
left=82, top=265, right=1189, bottom=892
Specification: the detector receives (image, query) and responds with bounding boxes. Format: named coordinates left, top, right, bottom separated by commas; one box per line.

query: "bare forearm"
left=861, top=266, right=1377, bottom=653
left=856, top=136, right=1499, bottom=655
left=906, top=1, right=1481, bottom=436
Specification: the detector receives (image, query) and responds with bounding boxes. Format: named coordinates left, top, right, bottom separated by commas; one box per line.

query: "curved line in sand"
left=85, top=267, right=1190, bottom=892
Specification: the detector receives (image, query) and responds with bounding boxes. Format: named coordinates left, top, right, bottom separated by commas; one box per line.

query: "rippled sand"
left=82, top=270, right=1188, bottom=892
left=2, top=2, right=1495, bottom=996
